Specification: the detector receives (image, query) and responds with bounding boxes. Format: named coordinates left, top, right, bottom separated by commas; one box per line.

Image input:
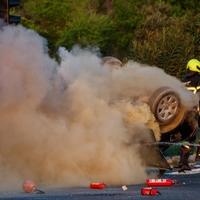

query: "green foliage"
left=165, top=0, right=200, bottom=11
left=58, top=13, right=114, bottom=51
left=131, top=2, right=200, bottom=78
left=19, top=0, right=200, bottom=78
left=110, top=0, right=142, bottom=58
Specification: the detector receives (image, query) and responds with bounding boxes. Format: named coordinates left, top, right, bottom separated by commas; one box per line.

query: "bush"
left=20, top=0, right=200, bottom=78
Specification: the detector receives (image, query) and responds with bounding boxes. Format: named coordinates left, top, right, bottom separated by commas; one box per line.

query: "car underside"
left=102, top=56, right=200, bottom=173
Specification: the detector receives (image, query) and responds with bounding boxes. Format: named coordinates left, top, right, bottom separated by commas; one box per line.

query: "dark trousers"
left=179, top=147, right=190, bottom=167
left=196, top=146, right=200, bottom=161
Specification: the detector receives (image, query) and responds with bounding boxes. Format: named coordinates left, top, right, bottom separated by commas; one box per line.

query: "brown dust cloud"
left=0, top=25, right=197, bottom=189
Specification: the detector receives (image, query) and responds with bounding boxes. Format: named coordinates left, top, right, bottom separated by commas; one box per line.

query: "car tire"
left=149, top=87, right=186, bottom=134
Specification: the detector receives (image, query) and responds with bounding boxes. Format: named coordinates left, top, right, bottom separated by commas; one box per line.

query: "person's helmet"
left=186, top=59, right=200, bottom=73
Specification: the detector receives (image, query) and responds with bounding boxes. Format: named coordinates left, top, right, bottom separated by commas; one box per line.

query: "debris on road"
left=90, top=182, right=106, bottom=189
left=146, top=178, right=175, bottom=187
left=23, top=180, right=45, bottom=194
left=141, top=187, right=161, bottom=196
left=122, top=185, right=128, bottom=191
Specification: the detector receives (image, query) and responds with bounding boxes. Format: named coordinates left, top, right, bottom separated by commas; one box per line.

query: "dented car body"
left=103, top=56, right=200, bottom=172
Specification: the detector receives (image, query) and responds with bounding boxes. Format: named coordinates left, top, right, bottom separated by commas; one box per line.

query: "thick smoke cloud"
left=0, top=25, right=196, bottom=190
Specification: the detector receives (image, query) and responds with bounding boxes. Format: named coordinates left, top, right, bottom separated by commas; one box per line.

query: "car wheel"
left=149, top=87, right=186, bottom=133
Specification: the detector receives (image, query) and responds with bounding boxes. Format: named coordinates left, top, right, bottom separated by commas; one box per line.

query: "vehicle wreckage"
left=102, top=56, right=200, bottom=174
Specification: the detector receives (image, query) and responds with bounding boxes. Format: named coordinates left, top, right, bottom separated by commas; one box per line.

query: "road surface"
left=0, top=172, right=199, bottom=200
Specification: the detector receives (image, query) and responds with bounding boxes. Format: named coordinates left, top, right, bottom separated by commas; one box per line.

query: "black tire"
left=149, top=87, right=186, bottom=134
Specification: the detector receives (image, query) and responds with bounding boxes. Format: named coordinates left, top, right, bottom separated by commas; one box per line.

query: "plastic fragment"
left=90, top=182, right=106, bottom=189
left=141, top=187, right=161, bottom=196
left=23, top=180, right=45, bottom=194
left=122, top=185, right=128, bottom=191
left=146, top=178, right=175, bottom=187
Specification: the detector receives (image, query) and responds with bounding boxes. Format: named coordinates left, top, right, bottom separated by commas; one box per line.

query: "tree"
left=105, top=0, right=112, bottom=13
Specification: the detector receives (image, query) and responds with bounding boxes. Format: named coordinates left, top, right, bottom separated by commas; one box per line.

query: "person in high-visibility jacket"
left=182, top=59, right=200, bottom=165
left=183, top=59, right=200, bottom=94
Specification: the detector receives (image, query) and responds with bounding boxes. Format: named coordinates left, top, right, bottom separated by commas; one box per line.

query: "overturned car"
left=102, top=56, right=200, bottom=172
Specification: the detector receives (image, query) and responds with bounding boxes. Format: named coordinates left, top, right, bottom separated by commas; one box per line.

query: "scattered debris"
left=146, top=178, right=175, bottom=187
left=122, top=185, right=128, bottom=191
left=23, top=180, right=45, bottom=194
left=90, top=182, right=106, bottom=189
left=141, top=187, right=161, bottom=196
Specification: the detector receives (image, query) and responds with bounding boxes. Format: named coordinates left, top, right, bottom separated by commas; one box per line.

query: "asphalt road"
left=0, top=172, right=199, bottom=200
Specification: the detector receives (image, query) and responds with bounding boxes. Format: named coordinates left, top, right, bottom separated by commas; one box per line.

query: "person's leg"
left=195, top=145, right=200, bottom=161
left=179, top=145, right=191, bottom=171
